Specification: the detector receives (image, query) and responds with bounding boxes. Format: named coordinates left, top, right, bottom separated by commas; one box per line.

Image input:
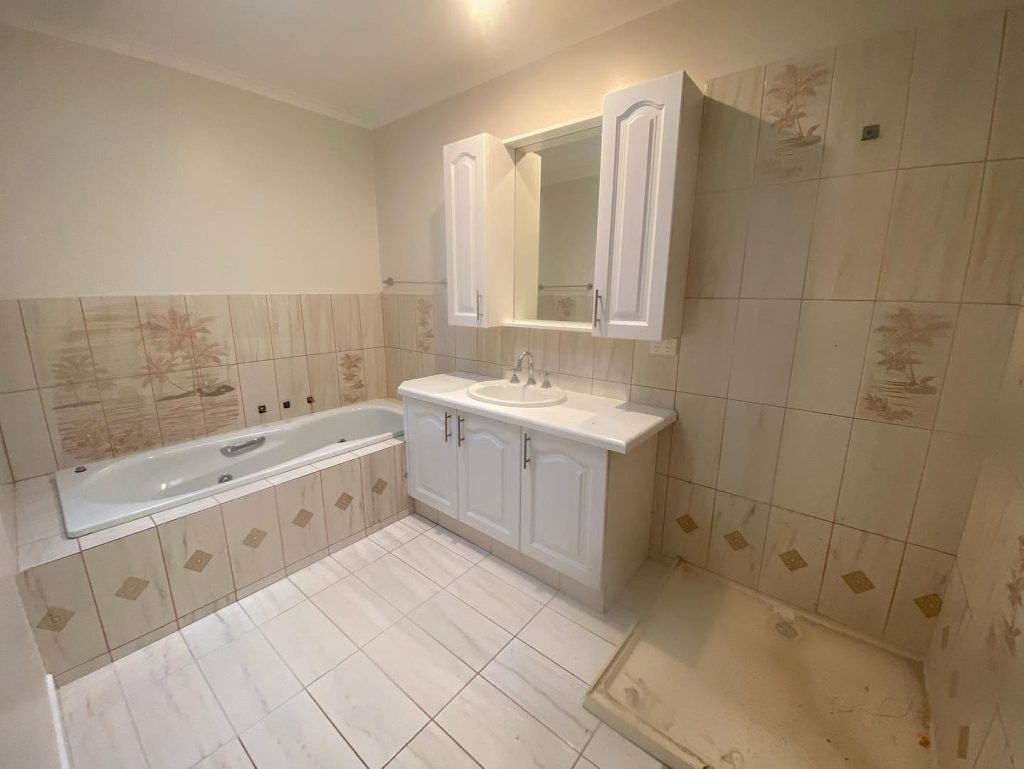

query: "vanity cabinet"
left=404, top=399, right=458, bottom=516
left=456, top=412, right=521, bottom=548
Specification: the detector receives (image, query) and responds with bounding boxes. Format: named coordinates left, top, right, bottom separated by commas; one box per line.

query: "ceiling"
left=0, top=0, right=679, bottom=128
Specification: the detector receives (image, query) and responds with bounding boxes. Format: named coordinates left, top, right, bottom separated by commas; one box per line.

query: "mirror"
left=512, top=124, right=601, bottom=324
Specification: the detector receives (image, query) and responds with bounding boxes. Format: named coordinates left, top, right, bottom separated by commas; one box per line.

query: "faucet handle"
left=541, top=372, right=552, bottom=389
left=508, top=368, right=520, bottom=384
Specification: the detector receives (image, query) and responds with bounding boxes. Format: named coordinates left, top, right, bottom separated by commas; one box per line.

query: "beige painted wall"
left=372, top=0, right=1008, bottom=284
left=0, top=25, right=381, bottom=299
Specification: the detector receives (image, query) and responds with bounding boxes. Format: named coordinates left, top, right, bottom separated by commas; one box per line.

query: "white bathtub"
left=56, top=400, right=404, bottom=537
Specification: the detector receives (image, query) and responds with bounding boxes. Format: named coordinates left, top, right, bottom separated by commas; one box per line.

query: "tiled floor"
left=58, top=514, right=670, bottom=769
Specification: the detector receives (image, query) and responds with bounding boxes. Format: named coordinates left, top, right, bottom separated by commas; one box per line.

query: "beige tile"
left=477, top=326, right=501, bottom=365
left=99, top=375, right=161, bottom=456
left=685, top=190, right=749, bottom=298
left=157, top=504, right=234, bottom=619
left=755, top=49, right=834, bottom=183
left=661, top=479, right=715, bottom=567
left=21, top=297, right=94, bottom=388
left=184, top=296, right=236, bottom=366
left=630, top=340, right=678, bottom=391
left=267, top=295, right=306, bottom=358
left=592, top=338, right=634, bottom=383
left=83, top=529, right=176, bottom=649
left=151, top=370, right=206, bottom=445
left=878, top=164, right=984, bottom=301
left=38, top=381, right=114, bottom=467
left=804, top=172, right=896, bottom=300
left=667, top=392, right=726, bottom=486
left=883, top=544, right=954, bottom=654
left=990, top=8, right=1024, bottom=159
left=787, top=300, right=873, bottom=416
left=0, top=390, right=58, bottom=478
left=835, top=420, right=929, bottom=539
left=857, top=302, right=957, bottom=429
left=528, top=329, right=559, bottom=374
left=717, top=400, right=785, bottom=504
left=337, top=350, right=367, bottom=404
left=772, top=410, right=851, bottom=521
left=741, top=180, right=817, bottom=299
left=79, top=516, right=154, bottom=551
left=330, top=294, right=363, bottom=352
left=386, top=348, right=404, bottom=396
left=81, top=297, right=147, bottom=380
left=964, top=159, right=1024, bottom=304
left=758, top=507, right=831, bottom=611
left=591, top=379, right=629, bottom=400
left=675, top=299, right=735, bottom=398
left=822, top=31, right=913, bottom=176
left=557, top=331, right=594, bottom=378
left=360, top=446, right=397, bottom=526
left=275, top=472, right=329, bottom=566
left=900, top=10, right=1003, bottom=167
left=220, top=487, right=285, bottom=590
left=817, top=525, right=904, bottom=638
left=727, top=299, right=800, bottom=406
left=453, top=326, right=478, bottom=361
left=706, top=491, right=770, bottom=588
left=237, top=360, right=280, bottom=425
left=909, top=432, right=982, bottom=554
left=307, top=352, right=341, bottom=411
left=228, top=295, right=272, bottom=363
left=359, top=294, right=385, bottom=348
left=414, top=295, right=437, bottom=353
left=0, top=300, right=37, bottom=392
left=382, top=294, right=401, bottom=349
left=17, top=553, right=108, bottom=674
left=137, top=296, right=192, bottom=373
left=649, top=473, right=667, bottom=552
left=299, top=294, right=335, bottom=355
left=197, top=365, right=245, bottom=435
left=274, top=357, right=312, bottom=417
left=697, top=65, right=764, bottom=193
left=363, top=347, right=387, bottom=399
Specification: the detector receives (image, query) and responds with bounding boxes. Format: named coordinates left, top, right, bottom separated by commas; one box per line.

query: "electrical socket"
left=649, top=339, right=677, bottom=356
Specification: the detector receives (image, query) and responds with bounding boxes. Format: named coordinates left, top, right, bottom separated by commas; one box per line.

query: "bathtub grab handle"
left=220, top=436, right=266, bottom=457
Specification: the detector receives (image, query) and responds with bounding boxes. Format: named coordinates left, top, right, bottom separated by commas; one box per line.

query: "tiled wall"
left=383, top=6, right=1024, bottom=655
left=0, top=293, right=388, bottom=482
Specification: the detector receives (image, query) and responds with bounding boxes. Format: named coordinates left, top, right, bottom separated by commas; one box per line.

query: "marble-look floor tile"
left=364, top=617, right=474, bottom=715
left=545, top=592, right=633, bottom=646
left=241, top=692, right=364, bottom=769
left=483, top=638, right=598, bottom=750
left=239, top=578, right=306, bottom=625
left=355, top=553, right=440, bottom=613
left=398, top=513, right=435, bottom=534
left=423, top=525, right=488, bottom=563
left=113, top=630, right=193, bottom=693
left=59, top=666, right=148, bottom=769
left=437, top=677, right=577, bottom=769
left=387, top=722, right=479, bottom=769
left=182, top=603, right=255, bottom=659
left=447, top=566, right=543, bottom=634
left=332, top=536, right=388, bottom=571
left=309, top=652, right=429, bottom=769
left=192, top=739, right=254, bottom=769
left=407, top=591, right=512, bottom=670
left=310, top=575, right=403, bottom=645
left=287, top=555, right=348, bottom=597
left=259, top=600, right=357, bottom=685
left=477, top=553, right=558, bottom=602
left=123, top=662, right=235, bottom=769
left=393, top=534, right=474, bottom=586
left=199, top=630, right=302, bottom=732
left=518, top=607, right=615, bottom=684
left=582, top=723, right=663, bottom=769
left=367, top=519, right=420, bottom=550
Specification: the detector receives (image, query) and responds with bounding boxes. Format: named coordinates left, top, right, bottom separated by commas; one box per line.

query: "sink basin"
left=467, top=380, right=567, bottom=407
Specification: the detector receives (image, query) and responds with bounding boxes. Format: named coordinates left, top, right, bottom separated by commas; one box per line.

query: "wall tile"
left=758, top=507, right=831, bottom=611
left=138, top=296, right=194, bottom=372
left=184, top=296, right=236, bottom=366
left=157, top=504, right=233, bottom=618
left=676, top=299, right=736, bottom=397
left=910, top=432, right=982, bottom=555
left=360, top=446, right=397, bottom=526
left=900, top=10, right=1003, bottom=167
left=717, top=400, right=785, bottom=503
left=0, top=390, right=57, bottom=479
left=821, top=31, right=913, bottom=176
left=667, top=392, right=726, bottom=486
left=727, top=299, right=800, bottom=406
left=0, top=299, right=37, bottom=392
left=83, top=529, right=176, bottom=650
left=39, top=382, right=112, bottom=466
left=363, top=348, right=387, bottom=400
left=100, top=376, right=161, bottom=456
left=267, top=295, right=306, bottom=358
left=528, top=329, right=559, bottom=374
left=337, top=350, right=368, bottom=405
left=307, top=352, right=341, bottom=411
left=414, top=296, right=436, bottom=353
left=706, top=491, right=770, bottom=588
left=963, top=159, right=1024, bottom=304
left=274, top=472, right=329, bottom=566
left=151, top=370, right=206, bottom=445
left=650, top=473, right=667, bottom=552
left=697, top=65, right=764, bottom=193
left=835, top=420, right=929, bottom=539
left=197, top=365, right=245, bottom=435
left=453, top=327, right=477, bottom=362
left=81, top=296, right=147, bottom=380
left=741, top=180, right=817, bottom=298
left=394, top=442, right=412, bottom=513
left=878, top=164, right=984, bottom=302
left=883, top=544, right=954, bottom=654
left=989, top=8, right=1024, bottom=159
left=591, top=379, right=629, bottom=400
left=477, top=327, right=501, bottom=366
left=804, top=172, right=896, bottom=300
left=382, top=294, right=401, bottom=349
left=592, top=338, right=633, bottom=384
left=631, top=340, right=678, bottom=391
left=557, top=331, right=593, bottom=379
left=237, top=360, right=280, bottom=425
left=818, top=525, right=904, bottom=637
left=300, top=295, right=336, bottom=355
left=228, top=295, right=273, bottom=363
left=21, top=297, right=94, bottom=388
left=319, top=457, right=366, bottom=544
left=274, top=357, right=312, bottom=417
left=330, top=294, right=363, bottom=352
left=661, top=480, right=715, bottom=567
left=219, top=487, right=285, bottom=590
left=788, top=300, right=872, bottom=416
left=772, top=410, right=851, bottom=521
left=685, top=190, right=748, bottom=298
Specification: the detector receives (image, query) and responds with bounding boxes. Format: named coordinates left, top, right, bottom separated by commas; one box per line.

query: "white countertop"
left=398, top=373, right=676, bottom=454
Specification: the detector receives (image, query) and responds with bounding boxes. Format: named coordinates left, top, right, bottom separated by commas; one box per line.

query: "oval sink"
left=468, top=380, right=567, bottom=407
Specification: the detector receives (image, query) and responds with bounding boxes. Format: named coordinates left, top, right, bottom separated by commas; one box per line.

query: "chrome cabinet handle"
left=220, top=435, right=265, bottom=457
left=457, top=415, right=465, bottom=446
left=523, top=434, right=531, bottom=469
left=444, top=412, right=451, bottom=442
left=592, top=289, right=601, bottom=327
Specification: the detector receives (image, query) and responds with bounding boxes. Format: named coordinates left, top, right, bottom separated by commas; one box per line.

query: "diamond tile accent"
left=842, top=570, right=875, bottom=594
left=184, top=550, right=213, bottom=573
left=778, top=549, right=808, bottom=571
left=115, top=576, right=150, bottom=601
left=372, top=478, right=388, bottom=495
left=335, top=492, right=354, bottom=511
left=913, top=592, right=943, bottom=619
left=36, top=606, right=74, bottom=633
left=724, top=530, right=749, bottom=551
left=676, top=514, right=698, bottom=534
left=243, top=528, right=268, bottom=549
left=292, top=509, right=314, bottom=528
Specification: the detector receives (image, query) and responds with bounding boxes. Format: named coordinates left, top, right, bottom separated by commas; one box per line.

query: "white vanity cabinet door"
left=520, top=429, right=607, bottom=587
left=592, top=71, right=701, bottom=341
left=456, top=411, right=521, bottom=548
left=404, top=399, right=458, bottom=516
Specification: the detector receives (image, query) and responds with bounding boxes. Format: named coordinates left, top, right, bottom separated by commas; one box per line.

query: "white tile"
left=0, top=390, right=56, bottom=480
left=476, top=553, right=557, bottom=603
left=113, top=631, right=193, bottom=693
left=332, top=536, right=387, bottom=571
left=393, top=535, right=474, bottom=586
left=909, top=431, right=981, bottom=554
left=882, top=544, right=954, bottom=654
left=310, top=574, right=403, bottom=646
left=363, top=617, right=474, bottom=715
left=757, top=507, right=831, bottom=612
left=990, top=8, right=1024, bottom=159
left=447, top=566, right=543, bottom=634
left=582, top=723, right=662, bottom=769
left=367, top=518, right=419, bottom=550
left=685, top=190, right=749, bottom=298
left=59, top=666, right=148, bottom=769
left=662, top=479, right=716, bottom=568
left=407, top=591, right=512, bottom=670
left=309, top=652, right=429, bottom=769
left=518, top=606, right=615, bottom=684
left=355, top=553, right=440, bottom=613
left=181, top=603, right=255, bottom=659
left=964, top=158, right=1024, bottom=303
left=717, top=401, right=785, bottom=504
left=0, top=299, right=36, bottom=393
left=741, top=180, right=817, bottom=299
left=386, top=722, right=479, bottom=769
left=241, top=692, right=364, bottom=769
left=772, top=410, right=851, bottom=520
left=78, top=515, right=155, bottom=551
left=727, top=299, right=800, bottom=406
left=239, top=578, right=305, bottom=625
left=287, top=555, right=348, bottom=597
left=424, top=524, right=489, bottom=563
left=706, top=492, right=771, bottom=588
left=676, top=298, right=736, bottom=397
left=666, top=392, right=726, bottom=487
left=399, top=513, right=435, bottom=534
left=697, top=65, right=764, bottom=193
left=191, top=739, right=254, bottom=769
left=483, top=638, right=599, bottom=750
left=198, top=630, right=301, bottom=732
left=546, top=592, right=633, bottom=646
left=437, top=677, right=577, bottom=769
left=260, top=601, right=357, bottom=685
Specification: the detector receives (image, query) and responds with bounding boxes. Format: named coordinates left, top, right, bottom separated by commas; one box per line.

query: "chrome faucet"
left=513, top=350, right=537, bottom=386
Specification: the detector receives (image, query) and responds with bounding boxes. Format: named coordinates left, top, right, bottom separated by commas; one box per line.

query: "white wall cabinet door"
left=403, top=399, right=458, bottom=516
left=520, top=429, right=607, bottom=587
left=456, top=411, right=521, bottom=548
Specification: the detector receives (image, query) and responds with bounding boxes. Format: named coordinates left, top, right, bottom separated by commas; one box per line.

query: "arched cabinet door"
left=403, top=399, right=458, bottom=516
left=456, top=412, right=521, bottom=548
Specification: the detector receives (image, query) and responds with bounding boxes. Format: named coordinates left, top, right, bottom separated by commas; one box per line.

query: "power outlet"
left=649, top=339, right=677, bottom=356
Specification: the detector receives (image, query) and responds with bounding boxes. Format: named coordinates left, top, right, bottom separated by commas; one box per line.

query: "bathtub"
left=56, top=400, right=404, bottom=537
